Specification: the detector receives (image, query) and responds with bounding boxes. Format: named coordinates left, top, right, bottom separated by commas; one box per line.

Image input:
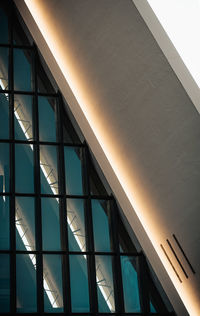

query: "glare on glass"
left=67, top=198, right=86, bottom=252
left=14, top=94, right=33, bottom=141
left=40, top=145, right=58, bottom=195
left=16, top=254, right=37, bottom=313
left=0, top=47, right=9, bottom=90
left=15, top=197, right=35, bottom=251
left=95, top=255, right=115, bottom=313
left=43, top=254, right=64, bottom=313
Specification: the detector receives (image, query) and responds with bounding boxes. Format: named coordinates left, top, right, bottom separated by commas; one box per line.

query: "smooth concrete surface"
left=15, top=1, right=200, bottom=315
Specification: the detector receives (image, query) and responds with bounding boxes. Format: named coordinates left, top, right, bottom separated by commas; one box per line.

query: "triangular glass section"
left=0, top=1, right=175, bottom=315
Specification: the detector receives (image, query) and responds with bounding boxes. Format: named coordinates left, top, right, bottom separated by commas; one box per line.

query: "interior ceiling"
left=16, top=0, right=200, bottom=315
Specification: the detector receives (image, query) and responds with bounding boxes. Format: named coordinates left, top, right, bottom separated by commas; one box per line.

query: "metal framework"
left=0, top=1, right=175, bottom=315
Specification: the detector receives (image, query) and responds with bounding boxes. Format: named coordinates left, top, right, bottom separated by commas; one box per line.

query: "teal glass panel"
left=120, top=256, right=141, bottom=313
left=64, top=147, right=83, bottom=195
left=69, top=255, right=89, bottom=312
left=67, top=198, right=86, bottom=252
left=40, top=145, right=58, bottom=194
left=42, top=198, right=61, bottom=251
left=14, top=94, right=33, bottom=141
left=0, top=93, right=9, bottom=139
left=16, top=254, right=37, bottom=313
left=0, top=196, right=9, bottom=249
left=0, top=142, right=9, bottom=193
left=14, top=48, right=32, bottom=91
left=0, top=8, right=8, bottom=44
left=0, top=47, right=9, bottom=90
left=92, top=200, right=111, bottom=252
left=15, top=143, right=34, bottom=193
left=43, top=255, right=64, bottom=313
left=39, top=96, right=57, bottom=142
left=0, top=254, right=10, bottom=312
left=150, top=300, right=157, bottom=313
left=16, top=197, right=35, bottom=251
left=95, top=255, right=115, bottom=313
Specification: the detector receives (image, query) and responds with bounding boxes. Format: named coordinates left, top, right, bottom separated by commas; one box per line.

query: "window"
left=0, top=1, right=174, bottom=315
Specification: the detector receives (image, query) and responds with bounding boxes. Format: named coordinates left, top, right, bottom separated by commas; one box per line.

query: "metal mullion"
left=110, top=198, right=125, bottom=313
left=137, top=253, right=150, bottom=314
left=9, top=2, right=16, bottom=313
left=33, top=45, right=44, bottom=314
left=83, top=146, right=98, bottom=313
left=57, top=93, right=72, bottom=313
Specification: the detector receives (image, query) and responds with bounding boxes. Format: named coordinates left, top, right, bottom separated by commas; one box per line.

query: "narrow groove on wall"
left=160, top=244, right=182, bottom=283
left=166, top=239, right=188, bottom=279
left=173, top=234, right=196, bottom=274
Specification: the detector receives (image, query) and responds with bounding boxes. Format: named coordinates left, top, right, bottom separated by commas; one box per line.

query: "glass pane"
left=16, top=254, right=37, bottom=313
left=42, top=198, right=61, bottom=251
left=14, top=48, right=33, bottom=91
left=16, top=197, right=35, bottom=251
left=0, top=142, right=9, bottom=193
left=0, top=196, right=9, bottom=249
left=150, top=300, right=157, bottom=313
left=120, top=256, right=141, bottom=313
left=43, top=254, right=63, bottom=313
left=0, top=93, right=9, bottom=139
left=15, top=143, right=34, bottom=193
left=64, top=147, right=83, bottom=195
left=95, top=255, right=115, bottom=313
left=0, top=254, right=10, bottom=312
left=40, top=145, right=58, bottom=194
left=67, top=198, right=86, bottom=252
left=0, top=7, right=8, bottom=44
left=92, top=200, right=111, bottom=252
left=69, top=255, right=89, bottom=312
left=37, top=63, right=55, bottom=94
left=39, top=96, right=57, bottom=142
left=0, top=47, right=9, bottom=90
left=14, top=94, right=33, bottom=141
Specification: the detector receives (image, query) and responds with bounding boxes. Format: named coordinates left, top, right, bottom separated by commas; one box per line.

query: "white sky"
left=147, top=0, right=200, bottom=88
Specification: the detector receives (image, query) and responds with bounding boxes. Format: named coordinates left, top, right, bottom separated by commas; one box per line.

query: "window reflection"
left=95, top=255, right=115, bottom=312
left=40, top=145, right=58, bottom=195
left=67, top=198, right=86, bottom=252
left=43, top=255, right=64, bottom=313
left=15, top=197, right=35, bottom=251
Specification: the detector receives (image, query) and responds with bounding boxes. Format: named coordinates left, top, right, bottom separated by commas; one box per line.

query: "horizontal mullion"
left=0, top=89, right=58, bottom=97
left=0, top=250, right=141, bottom=256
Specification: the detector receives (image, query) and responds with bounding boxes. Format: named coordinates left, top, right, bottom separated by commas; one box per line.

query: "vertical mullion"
left=137, top=253, right=150, bottom=314
left=33, top=45, right=44, bottom=314
left=57, top=92, right=72, bottom=313
left=83, top=146, right=98, bottom=313
left=9, top=2, right=16, bottom=313
left=110, top=198, right=125, bottom=313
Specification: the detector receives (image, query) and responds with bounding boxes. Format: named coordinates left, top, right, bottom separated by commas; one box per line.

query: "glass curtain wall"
left=0, top=1, right=175, bottom=315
